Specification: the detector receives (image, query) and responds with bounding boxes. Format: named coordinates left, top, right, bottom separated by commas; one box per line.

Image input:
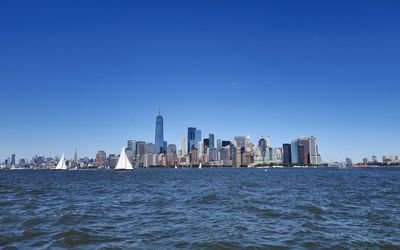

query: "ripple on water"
left=297, top=204, right=324, bottom=217
left=52, top=228, right=121, bottom=248
left=249, top=205, right=282, bottom=218
left=198, top=192, right=220, bottom=204
left=22, top=217, right=46, bottom=227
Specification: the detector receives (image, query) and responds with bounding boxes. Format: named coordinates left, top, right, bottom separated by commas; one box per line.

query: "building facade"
left=154, top=112, right=164, bottom=154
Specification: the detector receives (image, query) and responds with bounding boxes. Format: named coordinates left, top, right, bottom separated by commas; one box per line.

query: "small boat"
left=198, top=163, right=202, bottom=169
left=174, top=165, right=178, bottom=169
left=114, top=147, right=133, bottom=171
left=55, top=154, right=68, bottom=170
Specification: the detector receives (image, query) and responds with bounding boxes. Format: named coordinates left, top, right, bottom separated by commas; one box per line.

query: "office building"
left=209, top=133, right=215, bottom=149
left=234, top=136, right=246, bottom=148
left=95, top=150, right=107, bottom=167
left=154, top=111, right=164, bottom=154
left=291, top=140, right=298, bottom=164
left=11, top=153, right=16, bottom=165
left=297, top=145, right=305, bottom=165
left=187, top=127, right=197, bottom=153
left=283, top=144, right=292, bottom=165
left=181, top=135, right=187, bottom=155
left=258, top=138, right=267, bottom=161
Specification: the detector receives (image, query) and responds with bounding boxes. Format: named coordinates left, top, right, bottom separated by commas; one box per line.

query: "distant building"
left=234, top=147, right=243, bottom=167
left=127, top=140, right=137, bottom=158
left=362, top=158, right=368, bottom=164
left=220, top=147, right=229, bottom=161
left=181, top=135, right=187, bottom=155
left=144, top=154, right=156, bottom=167
left=283, top=144, right=292, bottom=165
left=217, top=139, right=222, bottom=150
left=107, top=154, right=118, bottom=168
left=222, top=140, right=231, bottom=147
left=74, top=149, right=78, bottom=163
left=297, top=136, right=318, bottom=165
left=136, top=141, right=146, bottom=165
left=265, top=136, right=272, bottom=148
left=154, top=111, right=164, bottom=154
left=383, top=155, right=398, bottom=165
left=163, top=141, right=168, bottom=154
left=209, top=133, right=215, bottom=149
left=209, top=148, right=217, bottom=162
left=195, top=130, right=202, bottom=147
left=297, top=145, right=305, bottom=165
left=203, top=138, right=209, bottom=148
left=291, top=140, right=298, bottom=164
left=95, top=150, right=107, bottom=167
left=258, top=138, right=267, bottom=162
left=187, top=127, right=197, bottom=153
left=167, top=144, right=177, bottom=154
left=234, top=136, right=246, bottom=148
left=245, top=135, right=253, bottom=152
left=145, top=143, right=155, bottom=154
left=11, top=154, right=16, bottom=165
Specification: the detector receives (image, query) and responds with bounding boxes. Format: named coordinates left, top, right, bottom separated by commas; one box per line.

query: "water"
left=1, top=168, right=400, bottom=249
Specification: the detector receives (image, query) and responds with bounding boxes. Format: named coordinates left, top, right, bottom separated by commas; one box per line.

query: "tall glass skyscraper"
left=154, top=111, right=164, bottom=154
left=187, top=127, right=196, bottom=153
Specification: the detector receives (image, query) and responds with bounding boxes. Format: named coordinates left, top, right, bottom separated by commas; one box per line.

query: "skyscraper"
left=266, top=136, right=272, bottom=148
left=291, top=140, right=298, bottom=164
left=11, top=153, right=16, bottom=165
left=234, top=136, right=246, bottom=148
left=95, top=151, right=107, bottom=167
left=181, top=135, right=187, bottom=155
left=145, top=143, right=155, bottom=154
left=136, top=141, right=146, bottom=165
left=258, top=138, right=267, bottom=160
left=195, top=130, right=202, bottom=146
left=283, top=144, right=292, bottom=165
left=154, top=111, right=164, bottom=154
left=217, top=139, right=222, bottom=150
left=209, top=133, right=215, bottom=149
left=163, top=141, right=168, bottom=154
left=187, top=127, right=196, bottom=153
left=297, top=145, right=305, bottom=165
left=297, top=136, right=318, bottom=165
left=127, top=140, right=137, bottom=159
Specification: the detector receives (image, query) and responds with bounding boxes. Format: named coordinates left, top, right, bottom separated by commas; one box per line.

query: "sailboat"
left=55, top=154, right=68, bottom=170
left=114, top=147, right=133, bottom=171
left=198, top=163, right=202, bottom=169
left=174, top=165, right=178, bottom=169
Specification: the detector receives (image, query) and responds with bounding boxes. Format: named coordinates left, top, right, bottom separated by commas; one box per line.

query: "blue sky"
left=1, top=0, right=399, bottom=162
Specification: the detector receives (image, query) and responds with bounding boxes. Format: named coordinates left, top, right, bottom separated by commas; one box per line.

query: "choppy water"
left=1, top=168, right=400, bottom=249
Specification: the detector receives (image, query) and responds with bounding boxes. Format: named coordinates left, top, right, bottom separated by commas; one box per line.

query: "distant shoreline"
left=1, top=165, right=400, bottom=171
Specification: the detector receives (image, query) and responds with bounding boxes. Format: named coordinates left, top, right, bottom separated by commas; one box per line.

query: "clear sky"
left=1, top=0, right=399, bottom=162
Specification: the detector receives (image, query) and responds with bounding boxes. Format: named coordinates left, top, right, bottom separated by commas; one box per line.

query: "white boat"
left=174, top=165, right=178, bottom=169
left=114, top=147, right=133, bottom=171
left=55, top=154, right=68, bottom=170
left=198, top=163, right=202, bottom=169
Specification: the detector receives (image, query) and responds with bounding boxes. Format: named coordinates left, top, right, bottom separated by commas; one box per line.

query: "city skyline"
left=1, top=1, right=400, bottom=162
left=1, top=110, right=398, bottom=165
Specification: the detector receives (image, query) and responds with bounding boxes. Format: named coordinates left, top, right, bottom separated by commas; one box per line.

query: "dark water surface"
left=1, top=168, right=400, bottom=249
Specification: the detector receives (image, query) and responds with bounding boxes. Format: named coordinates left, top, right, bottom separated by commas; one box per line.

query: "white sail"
left=199, top=163, right=202, bottom=169
left=55, top=154, right=67, bottom=170
left=115, top=147, right=133, bottom=170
